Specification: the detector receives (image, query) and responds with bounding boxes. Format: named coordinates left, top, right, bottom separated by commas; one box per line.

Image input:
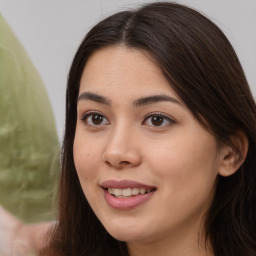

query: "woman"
left=41, top=2, right=256, bottom=256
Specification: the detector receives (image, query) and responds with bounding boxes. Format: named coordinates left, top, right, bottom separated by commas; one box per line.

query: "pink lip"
left=101, top=180, right=156, bottom=210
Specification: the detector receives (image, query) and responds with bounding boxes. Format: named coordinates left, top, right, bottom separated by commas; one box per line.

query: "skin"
left=73, top=45, right=230, bottom=256
left=0, top=205, right=50, bottom=256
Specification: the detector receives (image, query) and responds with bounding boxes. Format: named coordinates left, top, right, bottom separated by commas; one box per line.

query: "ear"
left=218, top=130, right=249, bottom=177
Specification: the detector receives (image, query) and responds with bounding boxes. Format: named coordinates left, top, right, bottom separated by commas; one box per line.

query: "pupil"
left=92, top=114, right=103, bottom=125
left=152, top=116, right=163, bottom=126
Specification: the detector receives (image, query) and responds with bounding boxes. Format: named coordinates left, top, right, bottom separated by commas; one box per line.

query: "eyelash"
left=143, top=112, right=175, bottom=127
left=81, top=111, right=110, bottom=127
left=81, top=111, right=175, bottom=128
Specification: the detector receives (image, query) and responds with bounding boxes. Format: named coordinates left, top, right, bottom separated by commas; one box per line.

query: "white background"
left=1, top=0, right=255, bottom=139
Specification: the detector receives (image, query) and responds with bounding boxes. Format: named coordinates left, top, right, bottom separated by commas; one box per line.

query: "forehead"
left=79, top=45, right=179, bottom=100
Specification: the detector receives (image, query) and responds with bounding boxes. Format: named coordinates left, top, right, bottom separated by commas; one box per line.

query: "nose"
left=102, top=126, right=141, bottom=169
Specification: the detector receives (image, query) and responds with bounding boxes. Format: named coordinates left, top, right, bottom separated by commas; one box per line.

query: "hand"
left=0, top=206, right=50, bottom=256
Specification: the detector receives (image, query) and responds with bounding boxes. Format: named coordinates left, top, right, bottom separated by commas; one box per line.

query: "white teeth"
left=108, top=188, right=114, bottom=194
left=132, top=188, right=140, bottom=195
left=139, top=188, right=146, bottom=194
left=108, top=187, right=154, bottom=197
left=113, top=188, right=122, bottom=196
left=146, top=188, right=151, bottom=193
left=123, top=188, right=132, bottom=197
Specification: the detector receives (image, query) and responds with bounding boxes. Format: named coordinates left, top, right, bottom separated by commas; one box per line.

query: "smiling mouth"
left=101, top=180, right=157, bottom=209
left=106, top=187, right=156, bottom=198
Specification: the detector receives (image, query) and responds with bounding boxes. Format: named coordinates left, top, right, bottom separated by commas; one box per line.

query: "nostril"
left=119, top=161, right=130, bottom=166
left=104, top=160, right=131, bottom=169
left=105, top=161, right=112, bottom=167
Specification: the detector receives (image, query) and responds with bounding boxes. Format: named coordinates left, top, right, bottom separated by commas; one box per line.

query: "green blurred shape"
left=0, top=13, right=59, bottom=223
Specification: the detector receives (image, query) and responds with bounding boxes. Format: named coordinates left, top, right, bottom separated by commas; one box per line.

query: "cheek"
left=73, top=135, right=100, bottom=204
left=73, top=133, right=100, bottom=182
left=146, top=130, right=219, bottom=190
left=146, top=136, right=219, bottom=225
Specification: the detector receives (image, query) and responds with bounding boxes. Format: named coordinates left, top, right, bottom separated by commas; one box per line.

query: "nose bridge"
left=103, top=120, right=141, bottom=168
left=110, top=120, right=132, bottom=146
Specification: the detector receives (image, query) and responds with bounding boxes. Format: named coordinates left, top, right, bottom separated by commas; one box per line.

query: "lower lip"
left=103, top=189, right=155, bottom=210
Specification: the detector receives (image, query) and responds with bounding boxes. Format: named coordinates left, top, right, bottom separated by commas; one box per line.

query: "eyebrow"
left=77, top=92, right=111, bottom=105
left=77, top=92, right=180, bottom=106
left=133, top=95, right=180, bottom=107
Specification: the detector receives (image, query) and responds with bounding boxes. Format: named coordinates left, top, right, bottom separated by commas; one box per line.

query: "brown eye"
left=82, top=112, right=110, bottom=126
left=151, top=116, right=164, bottom=126
left=91, top=114, right=104, bottom=125
left=143, top=113, right=174, bottom=127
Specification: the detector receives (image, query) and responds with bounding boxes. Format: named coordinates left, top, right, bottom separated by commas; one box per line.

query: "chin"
left=104, top=223, right=150, bottom=243
left=110, top=232, right=143, bottom=243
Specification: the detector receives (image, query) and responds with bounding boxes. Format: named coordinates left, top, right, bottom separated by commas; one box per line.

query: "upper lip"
left=101, top=179, right=156, bottom=189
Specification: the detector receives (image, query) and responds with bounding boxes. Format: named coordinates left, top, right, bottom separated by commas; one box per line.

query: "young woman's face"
left=73, top=46, right=224, bottom=247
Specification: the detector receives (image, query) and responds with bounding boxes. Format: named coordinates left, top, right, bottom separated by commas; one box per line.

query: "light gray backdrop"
left=1, top=0, right=255, bottom=139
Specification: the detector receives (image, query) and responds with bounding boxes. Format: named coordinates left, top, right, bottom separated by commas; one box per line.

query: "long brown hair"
left=41, top=2, right=256, bottom=255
